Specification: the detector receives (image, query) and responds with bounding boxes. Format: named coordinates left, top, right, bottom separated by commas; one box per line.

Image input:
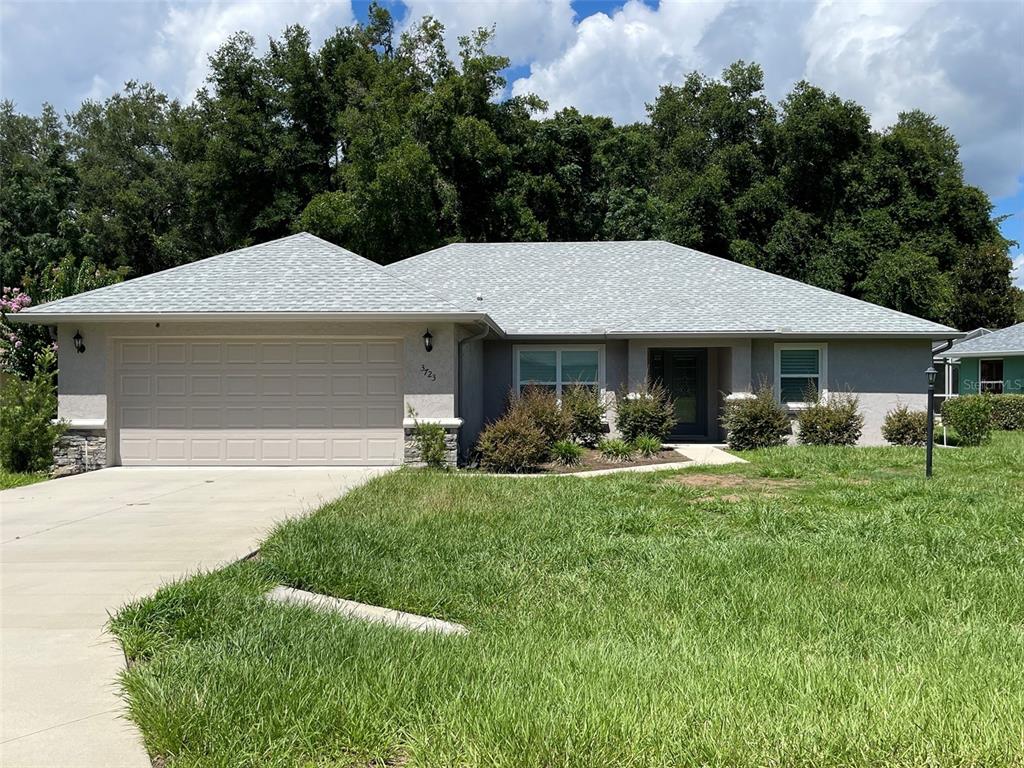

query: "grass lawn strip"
left=110, top=432, right=1024, bottom=768
left=0, top=469, right=50, bottom=490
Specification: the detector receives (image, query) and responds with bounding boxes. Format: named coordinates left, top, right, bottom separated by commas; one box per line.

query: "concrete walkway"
left=0, top=467, right=391, bottom=768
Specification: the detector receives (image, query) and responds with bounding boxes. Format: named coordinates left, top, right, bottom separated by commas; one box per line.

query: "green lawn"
left=0, top=469, right=49, bottom=489
left=111, top=434, right=1024, bottom=768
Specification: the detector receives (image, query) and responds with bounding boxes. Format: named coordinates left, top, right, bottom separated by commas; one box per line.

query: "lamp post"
left=925, top=365, right=937, bottom=478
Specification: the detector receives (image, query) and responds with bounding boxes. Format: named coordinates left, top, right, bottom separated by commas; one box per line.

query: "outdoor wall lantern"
left=925, top=365, right=937, bottom=478
left=73, top=330, right=85, bottom=354
left=423, top=330, right=433, bottom=352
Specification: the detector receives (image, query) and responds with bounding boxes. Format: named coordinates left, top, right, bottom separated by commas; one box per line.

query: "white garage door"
left=115, top=338, right=404, bottom=465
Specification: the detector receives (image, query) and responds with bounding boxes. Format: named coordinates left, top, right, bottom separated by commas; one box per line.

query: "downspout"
left=933, top=338, right=956, bottom=446
left=456, top=321, right=490, bottom=459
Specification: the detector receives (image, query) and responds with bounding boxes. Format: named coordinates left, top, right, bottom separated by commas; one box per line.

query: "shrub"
left=477, top=409, right=548, bottom=472
left=942, top=394, right=993, bottom=446
left=632, top=434, right=662, bottom=457
left=881, top=404, right=928, bottom=446
left=720, top=386, right=791, bottom=451
left=796, top=390, right=864, bottom=447
left=598, top=438, right=635, bottom=462
left=407, top=408, right=448, bottom=469
left=511, top=386, right=572, bottom=444
left=551, top=440, right=584, bottom=466
left=615, top=381, right=675, bottom=442
left=0, top=348, right=65, bottom=472
left=562, top=384, right=606, bottom=446
left=990, top=394, right=1024, bottom=431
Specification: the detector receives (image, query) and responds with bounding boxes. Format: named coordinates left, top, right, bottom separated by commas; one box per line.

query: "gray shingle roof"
left=19, top=233, right=470, bottom=318
left=388, top=241, right=957, bottom=337
left=944, top=322, right=1024, bottom=357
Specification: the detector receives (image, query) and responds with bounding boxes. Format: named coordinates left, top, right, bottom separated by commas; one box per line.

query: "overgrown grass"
left=110, top=433, right=1024, bottom=767
left=0, top=469, right=49, bottom=489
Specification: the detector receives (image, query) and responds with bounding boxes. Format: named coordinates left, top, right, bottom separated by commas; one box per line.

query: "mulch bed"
left=539, top=448, right=688, bottom=474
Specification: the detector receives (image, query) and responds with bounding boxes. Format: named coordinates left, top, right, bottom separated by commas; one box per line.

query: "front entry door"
left=649, top=348, right=707, bottom=438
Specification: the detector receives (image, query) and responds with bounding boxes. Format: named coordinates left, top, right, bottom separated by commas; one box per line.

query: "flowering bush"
left=1, top=287, right=55, bottom=380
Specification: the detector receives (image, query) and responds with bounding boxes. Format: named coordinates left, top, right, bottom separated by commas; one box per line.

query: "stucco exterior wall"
left=56, top=319, right=459, bottom=443
left=751, top=338, right=933, bottom=444
left=457, top=331, right=485, bottom=458
left=957, top=356, right=1024, bottom=394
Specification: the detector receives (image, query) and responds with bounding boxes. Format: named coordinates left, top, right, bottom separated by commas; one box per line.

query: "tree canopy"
left=1, top=6, right=1020, bottom=328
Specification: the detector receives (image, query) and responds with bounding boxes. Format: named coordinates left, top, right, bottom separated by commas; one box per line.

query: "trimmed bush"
left=511, top=386, right=572, bottom=444
left=562, top=384, right=606, bottom=446
left=942, top=394, right=993, bottom=446
left=615, top=381, right=675, bottom=442
left=720, top=386, right=791, bottom=451
left=991, top=394, right=1024, bottom=431
left=476, top=409, right=548, bottom=472
left=598, top=438, right=635, bottom=462
left=551, top=440, right=584, bottom=466
left=796, top=390, right=864, bottom=447
left=633, top=434, right=662, bottom=457
left=0, top=349, right=65, bottom=473
left=881, top=404, right=928, bottom=446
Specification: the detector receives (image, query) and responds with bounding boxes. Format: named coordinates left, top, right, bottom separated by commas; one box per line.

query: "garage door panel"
left=296, top=342, right=330, bottom=364
left=226, top=343, right=257, bottom=364
left=367, top=374, right=399, bottom=396
left=117, top=337, right=404, bottom=465
left=190, top=343, right=221, bottom=364
left=156, top=407, right=187, bottom=429
left=155, top=375, right=186, bottom=397
left=156, top=343, right=187, bottom=365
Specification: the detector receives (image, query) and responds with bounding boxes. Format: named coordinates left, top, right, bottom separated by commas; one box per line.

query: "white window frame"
left=774, top=343, right=828, bottom=408
left=513, top=344, right=606, bottom=397
left=979, top=358, right=1004, bottom=394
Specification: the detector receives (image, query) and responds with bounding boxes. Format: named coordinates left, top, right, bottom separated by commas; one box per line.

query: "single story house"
left=940, top=322, right=1024, bottom=396
left=16, top=233, right=959, bottom=469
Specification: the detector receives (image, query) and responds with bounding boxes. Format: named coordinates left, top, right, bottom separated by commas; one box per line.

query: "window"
left=515, top=346, right=602, bottom=395
left=774, top=344, right=827, bottom=405
left=979, top=359, right=1004, bottom=394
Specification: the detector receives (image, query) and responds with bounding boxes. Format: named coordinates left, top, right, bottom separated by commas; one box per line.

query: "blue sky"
left=2, top=0, right=1021, bottom=285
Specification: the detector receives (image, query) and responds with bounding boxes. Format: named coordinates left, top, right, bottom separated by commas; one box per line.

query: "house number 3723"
left=420, top=364, right=437, bottom=382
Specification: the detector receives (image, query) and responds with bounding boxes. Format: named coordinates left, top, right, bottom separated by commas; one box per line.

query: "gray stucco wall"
left=458, top=332, right=485, bottom=459
left=751, top=338, right=932, bottom=444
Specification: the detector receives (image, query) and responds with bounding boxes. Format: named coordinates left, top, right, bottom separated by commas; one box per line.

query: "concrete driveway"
left=0, top=466, right=392, bottom=768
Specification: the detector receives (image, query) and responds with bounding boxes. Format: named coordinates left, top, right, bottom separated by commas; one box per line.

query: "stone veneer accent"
left=403, top=419, right=460, bottom=467
left=52, top=428, right=106, bottom=477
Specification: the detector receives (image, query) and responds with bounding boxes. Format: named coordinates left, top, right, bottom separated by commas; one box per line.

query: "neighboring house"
left=16, top=234, right=959, bottom=469
left=940, top=322, right=1024, bottom=396
left=932, top=328, right=990, bottom=409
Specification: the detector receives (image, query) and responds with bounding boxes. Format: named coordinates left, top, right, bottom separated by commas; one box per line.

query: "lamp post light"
left=925, top=365, right=937, bottom=478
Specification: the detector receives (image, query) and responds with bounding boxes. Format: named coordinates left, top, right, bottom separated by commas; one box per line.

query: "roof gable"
left=20, top=233, right=467, bottom=318
left=388, top=241, right=957, bottom=337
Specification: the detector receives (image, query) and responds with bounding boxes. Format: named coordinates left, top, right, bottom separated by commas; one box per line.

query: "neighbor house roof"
left=942, top=322, right=1024, bottom=357
left=388, top=241, right=958, bottom=337
left=16, top=233, right=478, bottom=322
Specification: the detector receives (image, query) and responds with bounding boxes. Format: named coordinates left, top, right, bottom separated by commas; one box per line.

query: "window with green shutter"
left=776, top=346, right=824, bottom=403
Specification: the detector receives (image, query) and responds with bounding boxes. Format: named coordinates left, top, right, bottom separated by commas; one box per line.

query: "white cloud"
left=150, top=0, right=355, bottom=101
left=1012, top=253, right=1024, bottom=288
left=509, top=0, right=1024, bottom=198
left=400, top=0, right=577, bottom=67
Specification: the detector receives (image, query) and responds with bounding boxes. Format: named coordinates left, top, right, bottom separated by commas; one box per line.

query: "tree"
left=950, top=240, right=1018, bottom=329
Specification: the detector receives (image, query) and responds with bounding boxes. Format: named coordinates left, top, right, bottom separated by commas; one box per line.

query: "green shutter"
left=780, top=349, right=819, bottom=376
